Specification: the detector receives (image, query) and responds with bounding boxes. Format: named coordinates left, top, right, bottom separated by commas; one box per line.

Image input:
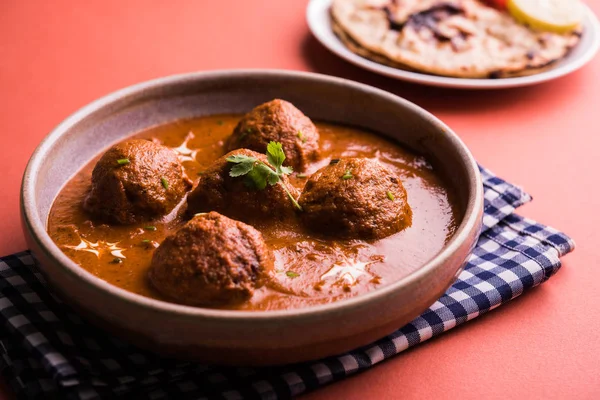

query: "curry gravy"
left=48, top=116, right=459, bottom=310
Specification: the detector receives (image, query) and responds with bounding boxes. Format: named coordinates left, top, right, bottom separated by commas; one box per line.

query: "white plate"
left=306, top=0, right=600, bottom=89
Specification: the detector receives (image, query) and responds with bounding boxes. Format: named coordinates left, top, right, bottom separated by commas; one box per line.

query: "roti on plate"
left=330, top=0, right=582, bottom=78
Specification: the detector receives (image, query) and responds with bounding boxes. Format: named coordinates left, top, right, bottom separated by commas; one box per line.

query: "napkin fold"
left=0, top=167, right=574, bottom=399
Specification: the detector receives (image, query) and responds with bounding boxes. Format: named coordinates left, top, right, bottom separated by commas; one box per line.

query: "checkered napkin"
left=0, top=167, right=574, bottom=399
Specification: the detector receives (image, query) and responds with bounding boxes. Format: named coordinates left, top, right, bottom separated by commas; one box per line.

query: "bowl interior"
left=24, top=70, right=480, bottom=321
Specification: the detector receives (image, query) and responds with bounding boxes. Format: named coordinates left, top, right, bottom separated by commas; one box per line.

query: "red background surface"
left=1, top=0, right=599, bottom=398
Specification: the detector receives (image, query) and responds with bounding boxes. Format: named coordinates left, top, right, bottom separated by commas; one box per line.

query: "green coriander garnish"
left=217, top=120, right=224, bottom=125
left=342, top=170, right=353, bottom=180
left=110, top=257, right=122, bottom=264
left=197, top=171, right=204, bottom=176
left=116, top=158, right=130, bottom=166
left=330, top=159, right=340, bottom=165
left=226, top=141, right=302, bottom=211
left=297, top=130, right=307, bottom=143
left=142, top=239, right=151, bottom=243
left=297, top=173, right=307, bottom=179
left=286, top=271, right=300, bottom=278
left=386, top=191, right=395, bottom=201
left=160, top=177, right=169, bottom=189
left=144, top=226, right=157, bottom=231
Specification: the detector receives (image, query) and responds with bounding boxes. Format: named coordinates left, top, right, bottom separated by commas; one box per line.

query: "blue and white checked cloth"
left=0, top=167, right=574, bottom=399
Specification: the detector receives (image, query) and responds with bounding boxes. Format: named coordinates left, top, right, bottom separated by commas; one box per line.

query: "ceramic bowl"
left=21, top=70, right=483, bottom=365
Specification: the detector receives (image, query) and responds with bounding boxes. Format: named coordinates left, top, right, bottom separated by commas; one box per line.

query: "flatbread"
left=330, top=0, right=582, bottom=79
left=332, top=16, right=558, bottom=78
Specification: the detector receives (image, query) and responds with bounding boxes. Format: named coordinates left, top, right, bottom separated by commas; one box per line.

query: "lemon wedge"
left=507, top=0, right=584, bottom=33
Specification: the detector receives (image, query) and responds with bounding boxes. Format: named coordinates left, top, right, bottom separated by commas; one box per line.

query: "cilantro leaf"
left=267, top=172, right=280, bottom=186
left=226, top=142, right=302, bottom=211
left=226, top=154, right=255, bottom=164
left=267, top=141, right=288, bottom=175
left=228, top=155, right=259, bottom=178
left=254, top=162, right=279, bottom=186
left=247, top=167, right=268, bottom=190
left=230, top=159, right=256, bottom=177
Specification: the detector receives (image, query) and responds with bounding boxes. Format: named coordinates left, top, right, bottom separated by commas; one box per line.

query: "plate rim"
left=306, top=0, right=600, bottom=89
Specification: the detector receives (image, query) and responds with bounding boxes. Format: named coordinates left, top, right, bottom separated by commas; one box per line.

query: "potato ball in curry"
left=299, top=158, right=412, bottom=239
left=186, top=148, right=300, bottom=224
left=83, top=139, right=192, bottom=224
left=148, top=212, right=272, bottom=306
left=225, top=99, right=320, bottom=171
left=49, top=103, right=460, bottom=312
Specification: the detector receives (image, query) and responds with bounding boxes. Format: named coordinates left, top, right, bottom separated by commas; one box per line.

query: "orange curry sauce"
left=48, top=115, right=459, bottom=310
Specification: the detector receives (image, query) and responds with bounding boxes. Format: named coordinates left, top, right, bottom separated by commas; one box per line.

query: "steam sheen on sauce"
left=47, top=115, right=459, bottom=310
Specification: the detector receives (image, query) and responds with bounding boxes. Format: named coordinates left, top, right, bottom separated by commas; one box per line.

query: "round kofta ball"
left=186, top=149, right=301, bottom=225
left=83, top=139, right=193, bottom=224
left=148, top=212, right=273, bottom=306
left=299, top=158, right=412, bottom=239
left=225, top=99, right=320, bottom=172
